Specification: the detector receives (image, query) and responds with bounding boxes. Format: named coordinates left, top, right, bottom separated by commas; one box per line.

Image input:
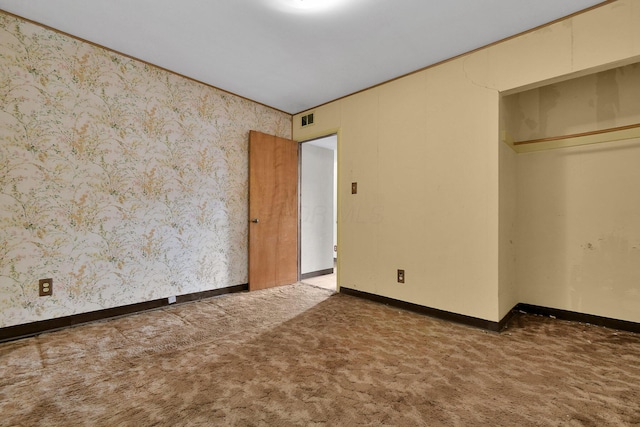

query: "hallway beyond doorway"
left=301, top=263, right=336, bottom=292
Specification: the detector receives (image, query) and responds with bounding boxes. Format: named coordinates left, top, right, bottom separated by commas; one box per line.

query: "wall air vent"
left=301, top=112, right=314, bottom=127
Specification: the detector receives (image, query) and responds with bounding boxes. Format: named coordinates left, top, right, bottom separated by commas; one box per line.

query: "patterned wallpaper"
left=0, top=13, right=291, bottom=328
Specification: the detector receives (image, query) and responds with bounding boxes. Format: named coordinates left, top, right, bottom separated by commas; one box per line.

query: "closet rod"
left=514, top=122, right=640, bottom=146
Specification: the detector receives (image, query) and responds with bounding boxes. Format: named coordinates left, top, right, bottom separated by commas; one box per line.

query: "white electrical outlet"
left=168, top=295, right=177, bottom=304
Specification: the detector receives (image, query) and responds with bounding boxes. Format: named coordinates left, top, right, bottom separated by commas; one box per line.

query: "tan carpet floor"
left=1, top=283, right=639, bottom=426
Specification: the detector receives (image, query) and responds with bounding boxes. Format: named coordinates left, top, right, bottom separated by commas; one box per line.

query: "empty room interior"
left=1, top=0, right=640, bottom=425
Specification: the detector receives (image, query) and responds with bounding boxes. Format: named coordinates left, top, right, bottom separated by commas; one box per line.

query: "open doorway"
left=299, top=134, right=337, bottom=292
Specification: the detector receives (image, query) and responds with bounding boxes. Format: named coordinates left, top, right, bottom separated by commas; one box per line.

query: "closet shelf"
left=514, top=122, right=640, bottom=146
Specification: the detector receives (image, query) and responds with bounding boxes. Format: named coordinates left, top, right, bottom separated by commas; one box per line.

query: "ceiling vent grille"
left=301, top=113, right=314, bottom=127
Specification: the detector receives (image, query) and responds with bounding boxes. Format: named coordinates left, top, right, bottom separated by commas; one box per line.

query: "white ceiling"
left=0, top=0, right=607, bottom=114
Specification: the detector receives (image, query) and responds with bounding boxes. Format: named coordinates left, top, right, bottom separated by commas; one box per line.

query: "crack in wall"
left=461, top=55, right=499, bottom=93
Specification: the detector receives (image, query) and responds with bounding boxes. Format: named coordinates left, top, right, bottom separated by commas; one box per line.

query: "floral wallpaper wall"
left=0, top=13, right=291, bottom=328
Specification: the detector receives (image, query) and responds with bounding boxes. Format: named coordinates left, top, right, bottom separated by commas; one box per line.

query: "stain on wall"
left=517, top=138, right=640, bottom=322
left=0, top=13, right=291, bottom=327
left=571, top=234, right=640, bottom=318
left=595, top=69, right=620, bottom=124
left=503, top=62, right=640, bottom=142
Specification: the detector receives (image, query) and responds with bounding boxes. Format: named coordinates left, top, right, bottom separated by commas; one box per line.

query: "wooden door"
left=248, top=130, right=299, bottom=291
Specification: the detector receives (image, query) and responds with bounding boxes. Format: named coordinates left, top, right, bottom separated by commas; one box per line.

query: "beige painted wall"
left=294, top=0, right=640, bottom=323
left=499, top=139, right=518, bottom=318
left=517, top=138, right=640, bottom=322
